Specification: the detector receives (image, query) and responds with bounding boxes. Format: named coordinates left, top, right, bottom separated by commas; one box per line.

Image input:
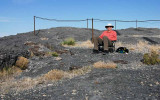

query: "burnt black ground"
left=0, top=27, right=160, bottom=100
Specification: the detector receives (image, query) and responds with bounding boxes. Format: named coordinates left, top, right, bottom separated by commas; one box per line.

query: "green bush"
left=62, top=37, right=75, bottom=46
left=52, top=52, right=59, bottom=57
left=143, top=50, right=160, bottom=65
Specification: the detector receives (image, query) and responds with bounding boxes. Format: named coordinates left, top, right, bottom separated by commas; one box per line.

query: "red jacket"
left=99, top=30, right=117, bottom=41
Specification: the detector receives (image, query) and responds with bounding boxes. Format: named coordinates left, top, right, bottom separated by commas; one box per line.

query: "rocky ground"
left=0, top=27, right=160, bottom=100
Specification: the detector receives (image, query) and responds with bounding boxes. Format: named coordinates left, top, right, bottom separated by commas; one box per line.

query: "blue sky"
left=0, top=0, right=160, bottom=37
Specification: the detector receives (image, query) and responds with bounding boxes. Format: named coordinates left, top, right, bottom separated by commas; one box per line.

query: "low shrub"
left=15, top=56, right=29, bottom=70
left=62, top=37, right=75, bottom=46
left=52, top=52, right=59, bottom=57
left=143, top=50, right=160, bottom=65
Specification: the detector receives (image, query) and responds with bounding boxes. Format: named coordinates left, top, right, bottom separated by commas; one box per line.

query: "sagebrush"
left=143, top=50, right=160, bottom=65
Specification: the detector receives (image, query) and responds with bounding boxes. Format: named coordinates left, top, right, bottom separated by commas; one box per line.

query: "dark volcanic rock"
left=0, top=27, right=160, bottom=70
left=0, top=50, right=30, bottom=70
left=0, top=27, right=160, bottom=69
left=0, top=27, right=101, bottom=70
left=0, top=27, right=160, bottom=99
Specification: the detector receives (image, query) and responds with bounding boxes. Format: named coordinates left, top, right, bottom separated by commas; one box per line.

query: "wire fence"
left=34, top=16, right=160, bottom=36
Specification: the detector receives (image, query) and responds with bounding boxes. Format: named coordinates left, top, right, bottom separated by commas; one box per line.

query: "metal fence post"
left=34, top=16, right=36, bottom=35
left=115, top=20, right=117, bottom=30
left=92, top=18, right=94, bottom=43
left=87, top=19, right=88, bottom=29
left=136, top=20, right=137, bottom=29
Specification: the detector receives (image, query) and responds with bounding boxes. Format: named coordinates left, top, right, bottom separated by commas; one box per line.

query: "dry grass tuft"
left=75, top=40, right=94, bottom=48
left=116, top=41, right=160, bottom=54
left=0, top=66, right=23, bottom=93
left=136, top=41, right=149, bottom=52
left=115, top=42, right=123, bottom=48
left=0, top=77, right=40, bottom=93
left=0, top=66, right=92, bottom=94
left=148, top=45, right=160, bottom=53
left=63, top=40, right=94, bottom=48
left=42, top=66, right=92, bottom=80
left=15, top=56, right=29, bottom=70
left=67, top=66, right=92, bottom=78
left=40, top=37, right=48, bottom=41
left=0, top=66, right=22, bottom=82
left=129, top=48, right=135, bottom=51
left=12, top=77, right=37, bottom=91
left=30, top=51, right=34, bottom=57
left=42, top=69, right=65, bottom=81
left=24, top=41, right=37, bottom=46
left=93, top=61, right=117, bottom=69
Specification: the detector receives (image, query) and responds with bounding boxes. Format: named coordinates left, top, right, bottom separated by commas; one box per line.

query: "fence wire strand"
left=35, top=16, right=86, bottom=22
left=35, top=16, right=160, bottom=23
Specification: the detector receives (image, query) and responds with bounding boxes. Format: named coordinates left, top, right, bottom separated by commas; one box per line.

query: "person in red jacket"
left=93, top=23, right=117, bottom=53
